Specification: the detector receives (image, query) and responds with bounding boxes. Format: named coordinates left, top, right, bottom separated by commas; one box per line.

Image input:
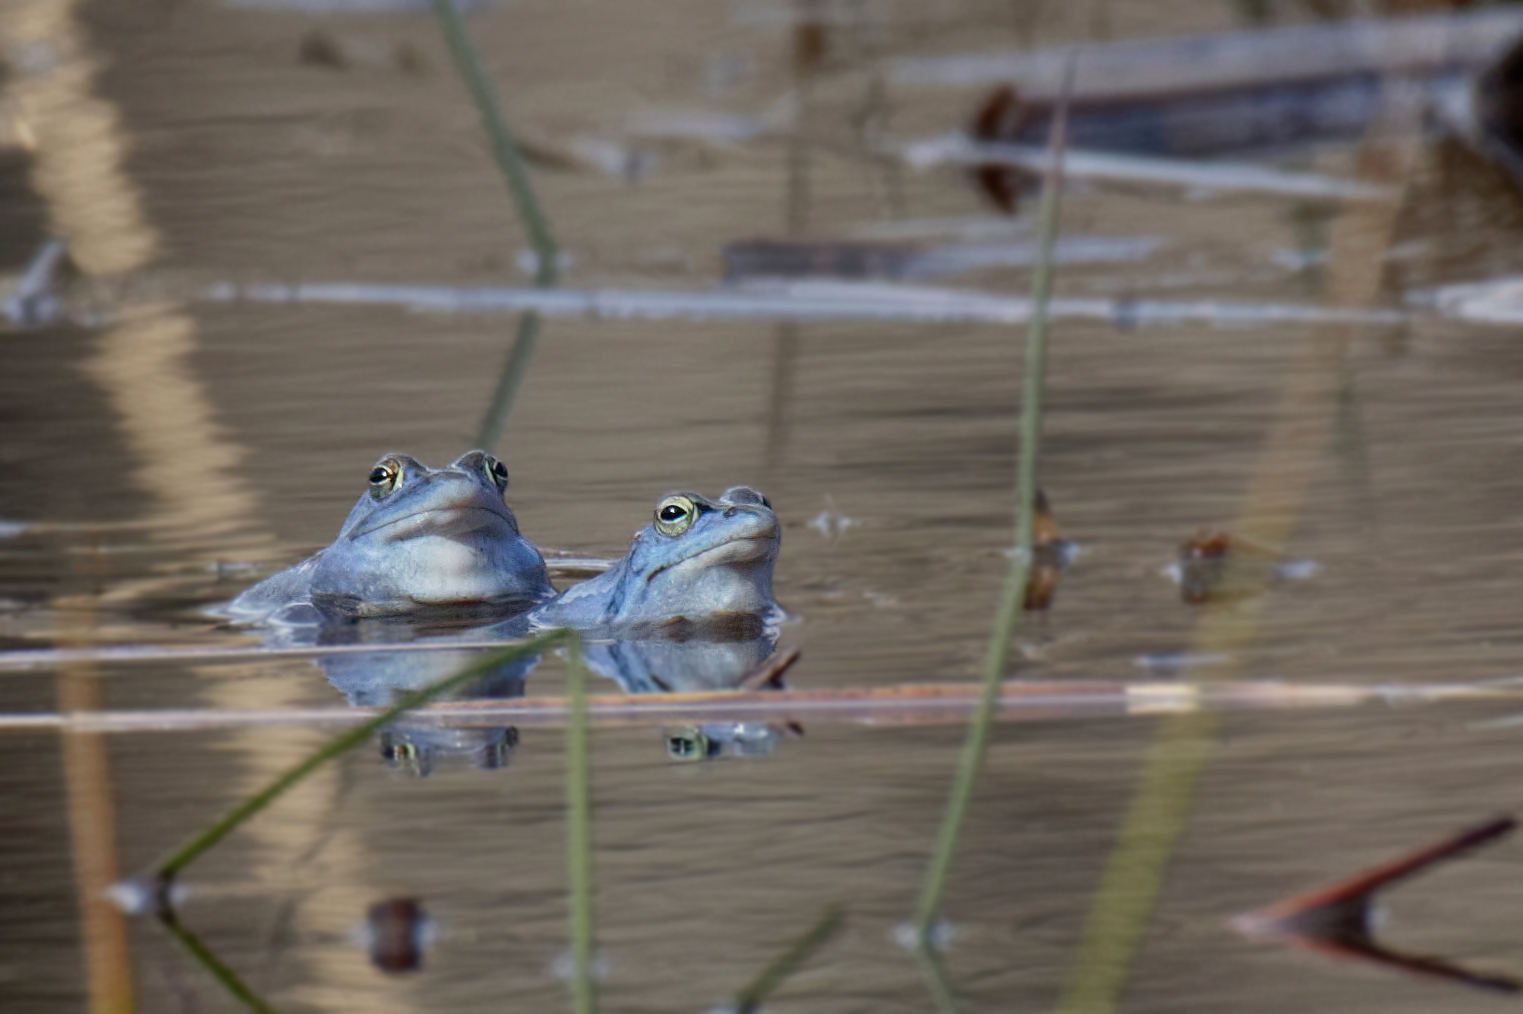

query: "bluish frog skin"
left=224, top=450, right=552, bottom=621
left=529, top=486, right=781, bottom=636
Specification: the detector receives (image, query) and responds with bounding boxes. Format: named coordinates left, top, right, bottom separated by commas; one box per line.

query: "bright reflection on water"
left=6, top=1, right=1523, bottom=1012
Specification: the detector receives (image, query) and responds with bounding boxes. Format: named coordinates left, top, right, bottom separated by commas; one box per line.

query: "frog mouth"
left=354, top=505, right=515, bottom=542
left=648, top=532, right=778, bottom=578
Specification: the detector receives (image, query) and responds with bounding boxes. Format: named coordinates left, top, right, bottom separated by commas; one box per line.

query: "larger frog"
left=225, top=450, right=552, bottom=622
left=529, top=486, right=781, bottom=636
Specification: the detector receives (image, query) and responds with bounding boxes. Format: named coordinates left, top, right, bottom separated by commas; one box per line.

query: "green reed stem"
left=431, top=0, right=560, bottom=446
left=732, top=905, right=844, bottom=1014
left=910, top=73, right=1071, bottom=941
left=564, top=638, right=597, bottom=1014
left=158, top=911, right=278, bottom=1014
left=913, top=939, right=963, bottom=1014
left=431, top=0, right=559, bottom=285
left=475, top=310, right=544, bottom=448
left=154, top=633, right=566, bottom=888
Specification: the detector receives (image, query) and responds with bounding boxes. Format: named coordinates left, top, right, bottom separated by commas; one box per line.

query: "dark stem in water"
left=431, top=0, right=560, bottom=447
left=910, top=63, right=1073, bottom=942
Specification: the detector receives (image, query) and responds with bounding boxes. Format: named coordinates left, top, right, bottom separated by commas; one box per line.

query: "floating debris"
left=722, top=235, right=1162, bottom=282
left=622, top=100, right=794, bottom=142
left=362, top=898, right=435, bottom=974
left=562, top=136, right=658, bottom=182
left=889, top=9, right=1523, bottom=94
left=1023, top=490, right=1076, bottom=612
left=1233, top=816, right=1519, bottom=993
left=807, top=496, right=855, bottom=539
left=15, top=676, right=1521, bottom=735
left=1408, top=275, right=1523, bottom=325
left=1132, top=652, right=1233, bottom=676
left=105, top=876, right=189, bottom=917
left=897, top=133, right=1394, bottom=203
left=1166, top=527, right=1317, bottom=605
left=3, top=239, right=70, bottom=329
left=206, top=279, right=1408, bottom=329
left=297, top=30, right=425, bottom=74
left=892, top=919, right=955, bottom=953
left=900, top=11, right=1523, bottom=203
left=515, top=248, right=576, bottom=278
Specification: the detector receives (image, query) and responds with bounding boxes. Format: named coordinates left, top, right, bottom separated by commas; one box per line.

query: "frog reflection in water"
left=529, top=486, right=782, bottom=636
left=312, top=619, right=538, bottom=777
left=254, top=484, right=787, bottom=772
left=225, top=450, right=552, bottom=622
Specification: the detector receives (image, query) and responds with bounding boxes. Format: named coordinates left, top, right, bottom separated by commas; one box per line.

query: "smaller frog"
left=529, top=487, right=781, bottom=636
left=225, top=450, right=552, bottom=621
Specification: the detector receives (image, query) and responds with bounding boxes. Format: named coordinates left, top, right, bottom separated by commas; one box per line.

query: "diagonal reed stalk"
left=910, top=69, right=1072, bottom=948
left=563, top=638, right=597, bottom=1014
left=158, top=911, right=277, bottom=1014
left=153, top=632, right=569, bottom=891
left=732, top=905, right=844, bottom=1014
left=430, top=0, right=560, bottom=448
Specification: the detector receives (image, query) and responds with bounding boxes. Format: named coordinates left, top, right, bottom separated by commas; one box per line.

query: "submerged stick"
left=911, top=64, right=1071, bottom=942
left=430, top=0, right=560, bottom=446
left=897, top=136, right=1393, bottom=201
left=151, top=632, right=568, bottom=891
left=11, top=678, right=1520, bottom=735
left=207, top=279, right=1407, bottom=329
left=564, top=639, right=597, bottom=1014
left=731, top=905, right=844, bottom=1014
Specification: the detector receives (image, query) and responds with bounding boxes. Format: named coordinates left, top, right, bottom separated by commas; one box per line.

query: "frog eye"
left=665, top=726, right=712, bottom=762
left=368, top=459, right=402, bottom=497
left=654, top=495, right=697, bottom=537
left=481, top=455, right=509, bottom=489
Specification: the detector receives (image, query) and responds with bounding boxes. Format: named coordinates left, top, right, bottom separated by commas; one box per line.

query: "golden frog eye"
left=654, top=495, right=697, bottom=537
left=482, top=455, right=509, bottom=489
left=368, top=459, right=402, bottom=497
left=664, top=726, right=711, bottom=763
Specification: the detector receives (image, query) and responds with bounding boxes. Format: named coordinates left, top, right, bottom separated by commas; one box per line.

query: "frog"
left=528, top=486, right=781, bottom=637
left=224, top=450, right=552, bottom=622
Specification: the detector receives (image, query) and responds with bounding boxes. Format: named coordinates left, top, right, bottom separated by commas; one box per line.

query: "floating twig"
left=12, top=678, right=1523, bottom=736
left=205, top=280, right=1408, bottom=329
left=897, top=135, right=1394, bottom=202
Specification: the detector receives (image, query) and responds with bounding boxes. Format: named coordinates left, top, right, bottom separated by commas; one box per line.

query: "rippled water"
left=7, top=1, right=1523, bottom=1011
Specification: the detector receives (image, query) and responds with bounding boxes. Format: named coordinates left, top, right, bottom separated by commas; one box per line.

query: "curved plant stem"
left=911, top=66, right=1072, bottom=942
left=153, top=633, right=567, bottom=890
